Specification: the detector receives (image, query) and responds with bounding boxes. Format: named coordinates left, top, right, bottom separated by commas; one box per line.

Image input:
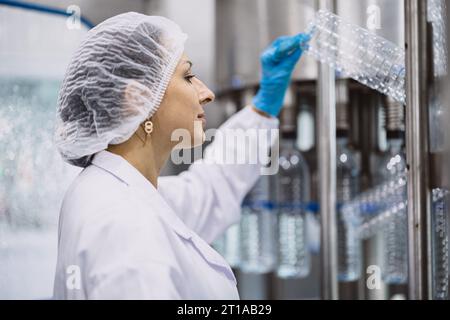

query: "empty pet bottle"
left=240, top=173, right=277, bottom=274
left=276, top=106, right=311, bottom=279
left=336, top=130, right=362, bottom=281
left=302, top=10, right=406, bottom=104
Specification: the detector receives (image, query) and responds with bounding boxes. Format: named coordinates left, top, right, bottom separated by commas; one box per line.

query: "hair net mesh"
left=54, top=12, right=188, bottom=167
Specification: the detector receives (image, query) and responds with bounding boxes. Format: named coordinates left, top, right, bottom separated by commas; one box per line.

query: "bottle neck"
left=281, top=131, right=297, bottom=147
left=387, top=137, right=404, bottom=154
left=336, top=128, right=350, bottom=148
left=280, top=130, right=297, bottom=140
left=336, top=136, right=349, bottom=148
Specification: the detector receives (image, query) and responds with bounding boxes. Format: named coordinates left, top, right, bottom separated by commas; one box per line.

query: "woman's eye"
left=185, top=74, right=196, bottom=84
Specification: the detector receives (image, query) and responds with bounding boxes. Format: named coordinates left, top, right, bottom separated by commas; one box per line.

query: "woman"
left=53, top=12, right=309, bottom=299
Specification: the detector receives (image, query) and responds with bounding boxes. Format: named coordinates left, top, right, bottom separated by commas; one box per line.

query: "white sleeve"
left=158, top=106, right=279, bottom=244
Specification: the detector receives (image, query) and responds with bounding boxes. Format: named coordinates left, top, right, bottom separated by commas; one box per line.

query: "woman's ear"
left=123, top=80, right=153, bottom=117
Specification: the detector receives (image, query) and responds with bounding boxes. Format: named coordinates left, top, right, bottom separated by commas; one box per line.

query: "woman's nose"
left=194, top=78, right=215, bottom=105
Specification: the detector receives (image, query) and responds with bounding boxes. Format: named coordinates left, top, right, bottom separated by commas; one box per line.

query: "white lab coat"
left=53, top=106, right=279, bottom=299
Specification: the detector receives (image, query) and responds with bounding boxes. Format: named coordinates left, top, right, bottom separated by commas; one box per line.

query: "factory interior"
left=0, top=0, right=449, bottom=300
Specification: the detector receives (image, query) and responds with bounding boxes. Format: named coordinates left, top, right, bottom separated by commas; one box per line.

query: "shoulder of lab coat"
left=158, top=106, right=279, bottom=244
left=57, top=163, right=185, bottom=299
left=81, top=207, right=183, bottom=299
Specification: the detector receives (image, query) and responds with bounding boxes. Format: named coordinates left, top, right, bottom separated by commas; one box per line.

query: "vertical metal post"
left=404, top=0, right=431, bottom=300
left=445, top=5, right=450, bottom=301
left=318, top=0, right=338, bottom=301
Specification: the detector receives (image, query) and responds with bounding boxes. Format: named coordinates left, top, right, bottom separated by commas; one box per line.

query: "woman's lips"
left=197, top=113, right=206, bottom=127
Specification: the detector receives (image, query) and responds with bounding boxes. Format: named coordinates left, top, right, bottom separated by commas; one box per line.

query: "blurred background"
left=0, top=0, right=449, bottom=300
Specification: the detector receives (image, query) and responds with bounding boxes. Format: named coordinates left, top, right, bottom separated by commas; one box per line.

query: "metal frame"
left=404, top=0, right=432, bottom=300
left=318, top=0, right=338, bottom=301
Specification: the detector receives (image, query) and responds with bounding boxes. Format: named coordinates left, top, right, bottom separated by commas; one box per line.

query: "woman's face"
left=151, top=53, right=215, bottom=150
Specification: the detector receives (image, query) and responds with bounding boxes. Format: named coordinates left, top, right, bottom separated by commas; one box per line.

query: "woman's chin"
left=192, top=130, right=206, bottom=148
left=172, top=130, right=205, bottom=150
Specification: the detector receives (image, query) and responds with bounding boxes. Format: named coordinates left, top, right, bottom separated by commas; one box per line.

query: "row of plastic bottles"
left=213, top=125, right=410, bottom=282
left=214, top=133, right=448, bottom=297
left=213, top=111, right=448, bottom=294
left=340, top=139, right=449, bottom=297
left=213, top=130, right=312, bottom=279
left=338, top=131, right=409, bottom=284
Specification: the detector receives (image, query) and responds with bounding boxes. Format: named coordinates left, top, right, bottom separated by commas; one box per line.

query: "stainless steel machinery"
left=215, top=0, right=450, bottom=300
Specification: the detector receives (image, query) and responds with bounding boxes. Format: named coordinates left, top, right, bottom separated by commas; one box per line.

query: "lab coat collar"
left=91, top=150, right=155, bottom=190
left=91, top=150, right=193, bottom=240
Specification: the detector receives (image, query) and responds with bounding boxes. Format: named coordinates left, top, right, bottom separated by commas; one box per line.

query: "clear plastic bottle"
left=276, top=130, right=311, bottom=279
left=336, top=131, right=362, bottom=282
left=240, top=174, right=277, bottom=274
left=351, top=178, right=407, bottom=241
left=302, top=10, right=406, bottom=104
left=376, top=138, right=406, bottom=183
left=376, top=137, right=408, bottom=284
left=382, top=204, right=408, bottom=284
left=431, top=188, right=449, bottom=300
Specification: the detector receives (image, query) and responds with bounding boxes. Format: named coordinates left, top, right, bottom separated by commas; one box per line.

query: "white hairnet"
left=54, top=12, right=188, bottom=167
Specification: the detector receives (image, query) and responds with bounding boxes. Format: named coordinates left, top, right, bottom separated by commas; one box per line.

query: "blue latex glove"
left=253, top=33, right=310, bottom=117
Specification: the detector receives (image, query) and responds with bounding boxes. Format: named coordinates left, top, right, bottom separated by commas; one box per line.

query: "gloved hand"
left=253, top=33, right=310, bottom=117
